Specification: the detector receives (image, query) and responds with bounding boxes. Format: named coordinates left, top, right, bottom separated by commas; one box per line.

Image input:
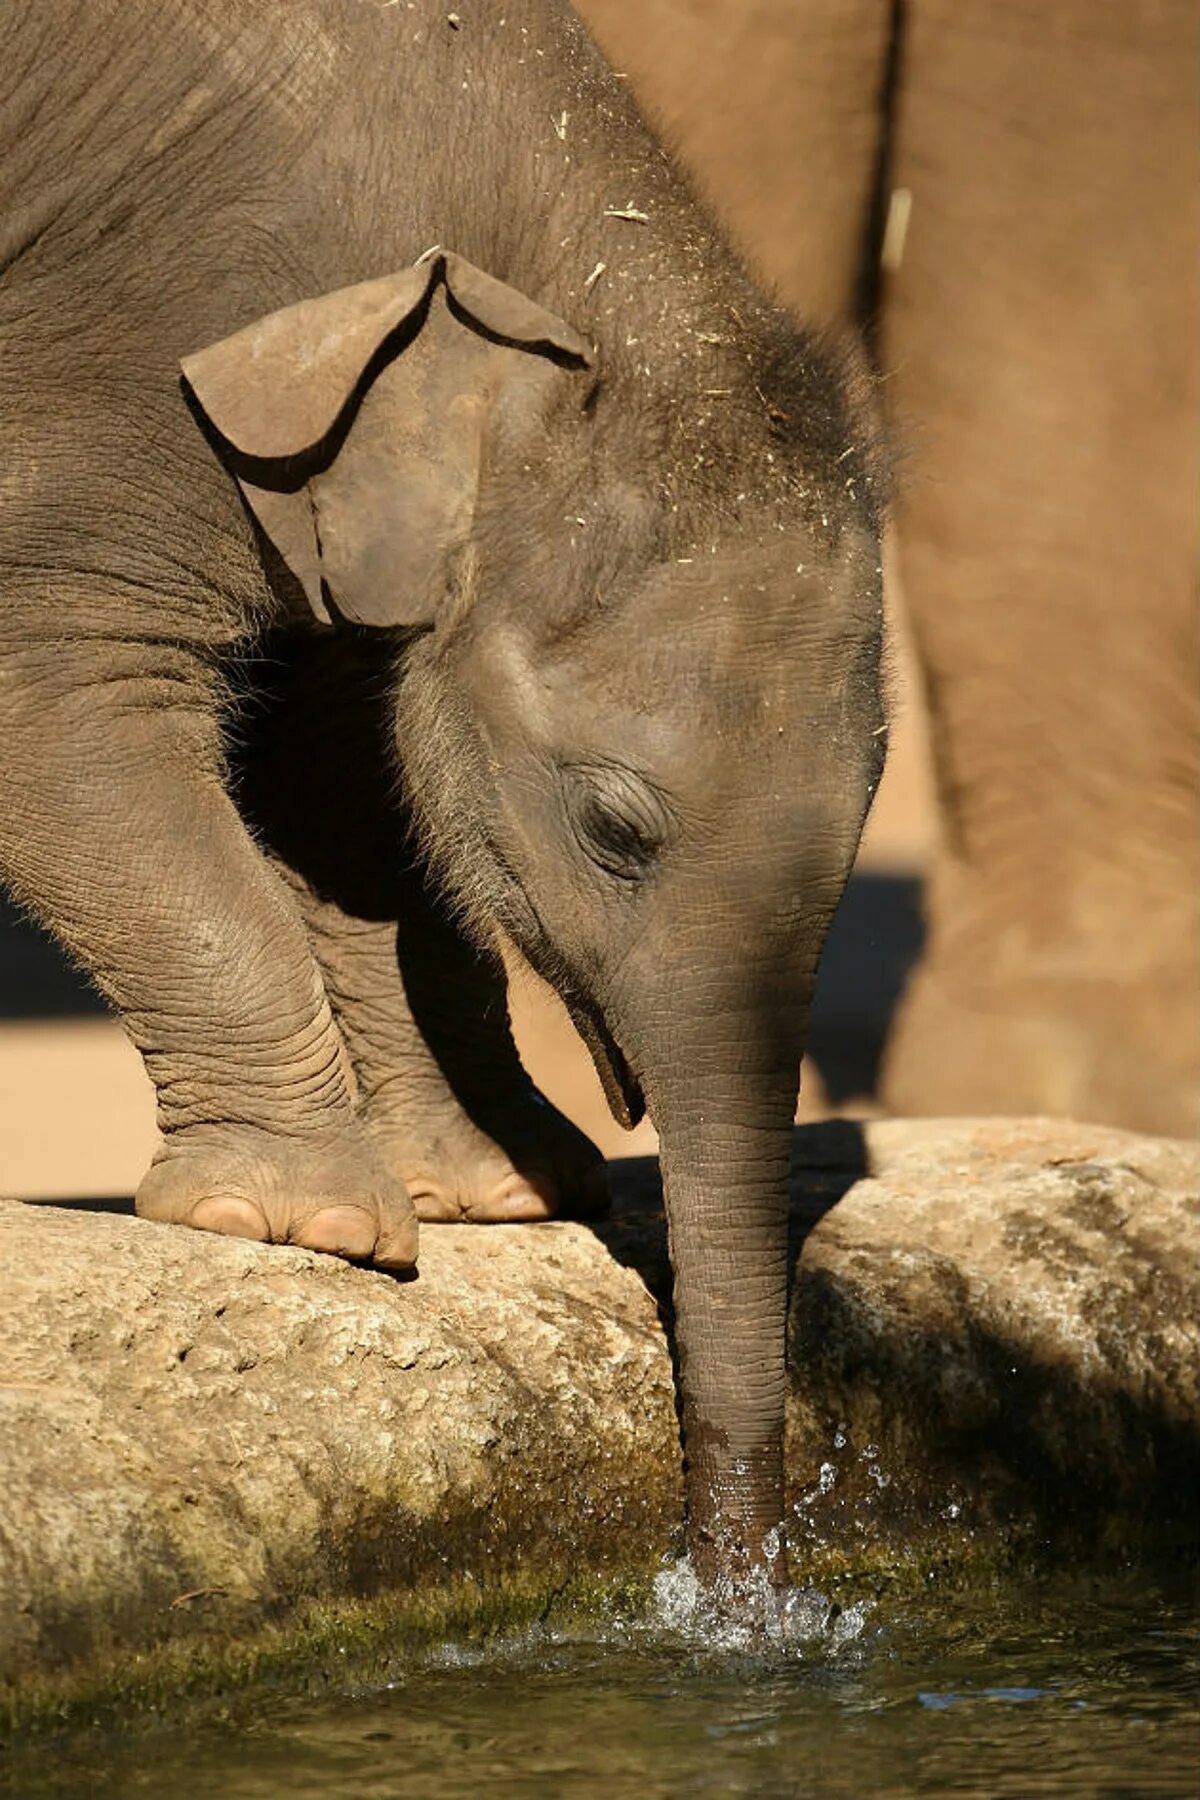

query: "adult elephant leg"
left=576, top=0, right=893, bottom=325
left=232, top=633, right=607, bottom=1224
left=880, top=0, right=1200, bottom=1133
left=0, top=633, right=416, bottom=1267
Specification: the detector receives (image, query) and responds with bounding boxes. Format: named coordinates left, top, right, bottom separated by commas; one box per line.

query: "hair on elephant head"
left=185, top=249, right=888, bottom=1588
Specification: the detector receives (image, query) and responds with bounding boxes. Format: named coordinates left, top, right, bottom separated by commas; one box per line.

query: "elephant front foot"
left=136, top=1124, right=419, bottom=1269
left=361, top=1077, right=608, bottom=1224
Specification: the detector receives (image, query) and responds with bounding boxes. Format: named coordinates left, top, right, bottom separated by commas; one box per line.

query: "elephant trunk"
left=638, top=987, right=808, bottom=1587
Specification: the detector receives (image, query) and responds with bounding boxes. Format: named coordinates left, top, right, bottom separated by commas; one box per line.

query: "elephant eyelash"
left=561, top=764, right=673, bottom=885
left=578, top=800, right=658, bottom=882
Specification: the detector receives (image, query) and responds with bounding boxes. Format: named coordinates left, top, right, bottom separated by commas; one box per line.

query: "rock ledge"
left=2, top=1117, right=1196, bottom=1732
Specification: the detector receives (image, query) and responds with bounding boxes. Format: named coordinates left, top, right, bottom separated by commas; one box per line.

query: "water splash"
left=645, top=1556, right=871, bottom=1658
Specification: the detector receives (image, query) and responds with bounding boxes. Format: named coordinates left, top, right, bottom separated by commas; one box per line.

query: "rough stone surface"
left=2, top=1118, right=1197, bottom=1726
left=784, top=1118, right=1200, bottom=1570
left=0, top=1201, right=679, bottom=1722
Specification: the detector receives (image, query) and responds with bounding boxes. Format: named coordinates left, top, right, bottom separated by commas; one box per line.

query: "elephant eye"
left=564, top=764, right=671, bottom=884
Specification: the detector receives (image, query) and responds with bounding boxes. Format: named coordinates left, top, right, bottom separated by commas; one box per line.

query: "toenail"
left=190, top=1197, right=270, bottom=1242
left=293, top=1205, right=378, bottom=1261
left=473, top=1180, right=555, bottom=1222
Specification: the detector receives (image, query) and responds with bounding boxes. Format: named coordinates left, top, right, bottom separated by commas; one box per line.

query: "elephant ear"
left=181, top=252, right=595, bottom=627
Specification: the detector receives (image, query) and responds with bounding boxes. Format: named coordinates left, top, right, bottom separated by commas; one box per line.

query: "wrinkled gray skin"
left=0, top=0, right=884, bottom=1580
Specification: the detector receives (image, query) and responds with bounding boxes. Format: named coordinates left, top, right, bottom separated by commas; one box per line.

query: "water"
left=9, top=1571, right=1198, bottom=1799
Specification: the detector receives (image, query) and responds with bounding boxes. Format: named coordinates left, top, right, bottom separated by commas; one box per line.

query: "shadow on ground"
left=0, top=896, right=110, bottom=1020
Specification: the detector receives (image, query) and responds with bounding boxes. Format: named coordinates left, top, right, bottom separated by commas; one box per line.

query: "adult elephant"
left=580, top=0, right=1200, bottom=1136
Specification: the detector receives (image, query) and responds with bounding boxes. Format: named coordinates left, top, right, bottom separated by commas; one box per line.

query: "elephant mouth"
left=566, top=999, right=646, bottom=1131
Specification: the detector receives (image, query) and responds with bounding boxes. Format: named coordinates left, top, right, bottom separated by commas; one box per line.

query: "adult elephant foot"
left=136, top=1124, right=419, bottom=1269
left=361, top=1078, right=609, bottom=1224
left=882, top=961, right=1200, bottom=1140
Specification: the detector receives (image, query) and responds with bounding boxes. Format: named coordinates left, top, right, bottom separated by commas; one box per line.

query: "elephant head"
left=184, top=252, right=886, bottom=1584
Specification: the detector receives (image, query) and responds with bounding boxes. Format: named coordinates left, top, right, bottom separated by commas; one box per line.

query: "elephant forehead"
left=575, top=538, right=881, bottom=718
left=475, top=533, right=882, bottom=787
left=636, top=533, right=878, bottom=647
left=534, top=653, right=871, bottom=812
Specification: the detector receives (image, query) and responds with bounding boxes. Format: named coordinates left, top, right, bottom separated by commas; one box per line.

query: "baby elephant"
left=0, top=0, right=885, bottom=1582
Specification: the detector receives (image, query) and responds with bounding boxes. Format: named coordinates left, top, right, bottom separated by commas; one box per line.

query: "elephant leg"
left=295, top=890, right=608, bottom=1223
left=0, top=635, right=416, bottom=1267
left=233, top=632, right=608, bottom=1223
left=879, top=0, right=1200, bottom=1134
